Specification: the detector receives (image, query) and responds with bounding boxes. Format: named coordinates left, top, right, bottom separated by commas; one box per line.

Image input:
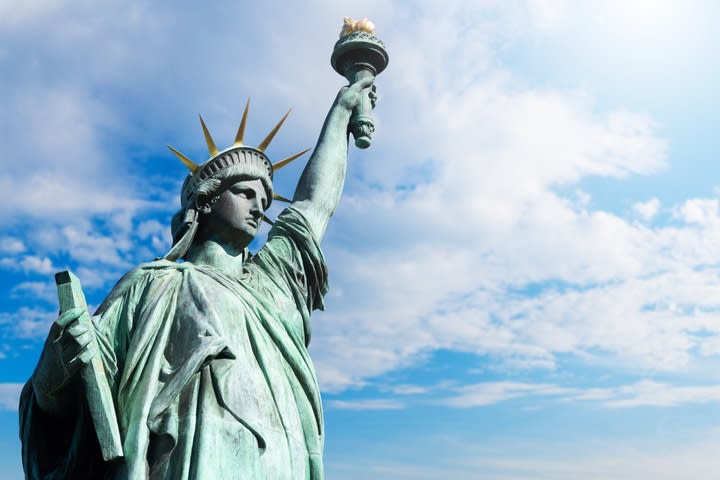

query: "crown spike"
left=199, top=115, right=219, bottom=157
left=234, top=98, right=251, bottom=147
left=272, top=148, right=311, bottom=172
left=167, top=145, right=200, bottom=173
left=257, top=109, right=291, bottom=152
left=262, top=215, right=275, bottom=226
left=272, top=193, right=292, bottom=203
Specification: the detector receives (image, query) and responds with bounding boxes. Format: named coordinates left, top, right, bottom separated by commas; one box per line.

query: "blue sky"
left=2, top=0, right=720, bottom=478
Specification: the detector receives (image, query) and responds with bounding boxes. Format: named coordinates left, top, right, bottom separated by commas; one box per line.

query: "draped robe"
left=20, top=207, right=329, bottom=479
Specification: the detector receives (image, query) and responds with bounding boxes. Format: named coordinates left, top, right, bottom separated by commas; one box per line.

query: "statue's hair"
left=194, top=164, right=272, bottom=203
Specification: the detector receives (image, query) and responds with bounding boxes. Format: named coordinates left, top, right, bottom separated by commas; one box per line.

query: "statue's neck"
left=184, top=241, right=246, bottom=279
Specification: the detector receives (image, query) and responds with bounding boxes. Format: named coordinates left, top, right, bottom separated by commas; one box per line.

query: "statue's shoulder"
left=122, top=259, right=192, bottom=282
left=136, top=258, right=194, bottom=273
left=97, top=260, right=195, bottom=311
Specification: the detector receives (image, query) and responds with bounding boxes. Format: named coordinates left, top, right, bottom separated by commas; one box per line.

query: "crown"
left=167, top=98, right=309, bottom=224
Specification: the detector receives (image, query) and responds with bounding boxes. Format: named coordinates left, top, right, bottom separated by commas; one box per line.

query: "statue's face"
left=201, top=179, right=268, bottom=249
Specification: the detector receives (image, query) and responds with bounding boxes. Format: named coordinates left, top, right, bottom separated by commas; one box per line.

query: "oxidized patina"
left=20, top=19, right=386, bottom=480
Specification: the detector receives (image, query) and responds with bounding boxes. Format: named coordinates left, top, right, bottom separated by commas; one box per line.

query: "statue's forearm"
left=292, top=100, right=353, bottom=239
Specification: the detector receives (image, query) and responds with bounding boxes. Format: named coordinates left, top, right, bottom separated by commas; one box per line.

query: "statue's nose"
left=249, top=203, right=262, bottom=219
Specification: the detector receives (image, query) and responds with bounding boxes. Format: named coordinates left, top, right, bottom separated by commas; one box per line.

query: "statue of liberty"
left=19, top=19, right=387, bottom=480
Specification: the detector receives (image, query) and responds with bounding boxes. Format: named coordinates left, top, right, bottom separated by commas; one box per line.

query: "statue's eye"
left=232, top=187, right=255, bottom=199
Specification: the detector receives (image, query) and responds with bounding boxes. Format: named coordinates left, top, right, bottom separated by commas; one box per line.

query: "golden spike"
left=272, top=148, right=311, bottom=171
left=167, top=145, right=200, bottom=173
left=272, top=193, right=292, bottom=203
left=257, top=109, right=291, bottom=152
left=198, top=115, right=219, bottom=157
left=262, top=215, right=275, bottom=226
left=233, top=98, right=251, bottom=147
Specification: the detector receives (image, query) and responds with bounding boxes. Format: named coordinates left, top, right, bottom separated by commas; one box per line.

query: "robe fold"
left=20, top=206, right=329, bottom=479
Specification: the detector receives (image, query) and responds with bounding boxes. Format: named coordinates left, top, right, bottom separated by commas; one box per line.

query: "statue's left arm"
left=291, top=76, right=375, bottom=240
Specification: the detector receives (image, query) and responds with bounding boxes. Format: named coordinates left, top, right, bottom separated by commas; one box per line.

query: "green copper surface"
left=20, top=25, right=382, bottom=478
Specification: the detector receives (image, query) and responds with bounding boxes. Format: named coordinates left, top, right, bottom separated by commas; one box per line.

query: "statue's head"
left=163, top=100, right=309, bottom=261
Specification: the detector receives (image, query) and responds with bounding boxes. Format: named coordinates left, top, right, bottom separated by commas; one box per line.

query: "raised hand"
left=335, top=75, right=376, bottom=112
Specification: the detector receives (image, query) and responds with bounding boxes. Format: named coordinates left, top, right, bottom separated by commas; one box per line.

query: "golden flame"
left=340, top=17, right=375, bottom=37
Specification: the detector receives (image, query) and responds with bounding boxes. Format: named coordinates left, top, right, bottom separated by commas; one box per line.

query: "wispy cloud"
left=10, top=281, right=57, bottom=304
left=327, top=379, right=720, bottom=410
left=601, top=380, right=720, bottom=408
left=0, top=256, right=54, bottom=275
left=0, top=237, right=26, bottom=254
left=440, top=382, right=574, bottom=408
left=0, top=307, right=55, bottom=339
left=305, top=2, right=707, bottom=393
left=0, top=1, right=719, bottom=478
left=0, top=383, right=23, bottom=411
left=326, top=399, right=405, bottom=410
left=1, top=0, right=717, bottom=407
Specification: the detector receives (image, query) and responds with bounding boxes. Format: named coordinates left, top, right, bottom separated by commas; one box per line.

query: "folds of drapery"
left=20, top=206, right=329, bottom=480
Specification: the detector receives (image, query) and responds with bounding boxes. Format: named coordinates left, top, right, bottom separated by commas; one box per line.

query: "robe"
left=20, top=206, right=329, bottom=479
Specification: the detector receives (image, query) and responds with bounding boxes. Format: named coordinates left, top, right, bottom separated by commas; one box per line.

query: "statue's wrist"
left=330, top=101, right=354, bottom=125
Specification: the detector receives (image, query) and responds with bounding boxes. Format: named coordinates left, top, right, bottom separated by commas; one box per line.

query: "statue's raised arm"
left=21, top=18, right=387, bottom=480
left=292, top=76, right=376, bottom=240
left=294, top=17, right=388, bottom=240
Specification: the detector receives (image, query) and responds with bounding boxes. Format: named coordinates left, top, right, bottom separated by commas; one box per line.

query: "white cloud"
left=0, top=5, right=719, bottom=480
left=0, top=307, right=55, bottom=339
left=305, top=2, right=720, bottom=389
left=59, top=224, right=132, bottom=267
left=22, top=255, right=54, bottom=274
left=633, top=197, right=661, bottom=221
left=603, top=380, right=720, bottom=408
left=0, top=237, right=25, bottom=254
left=441, top=382, right=573, bottom=408
left=10, top=281, right=56, bottom=304
left=0, top=255, right=54, bottom=275
left=0, top=383, right=23, bottom=411
left=137, top=219, right=165, bottom=239
left=675, top=198, right=719, bottom=226
left=328, top=379, right=720, bottom=410
left=327, top=399, right=405, bottom=410
left=317, top=217, right=690, bottom=391
left=0, top=2, right=717, bottom=479
left=74, top=265, right=131, bottom=290
left=1, top=0, right=718, bottom=401
left=387, top=384, right=430, bottom=395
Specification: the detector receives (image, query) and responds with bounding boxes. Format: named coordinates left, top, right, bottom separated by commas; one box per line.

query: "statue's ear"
left=196, top=195, right=213, bottom=214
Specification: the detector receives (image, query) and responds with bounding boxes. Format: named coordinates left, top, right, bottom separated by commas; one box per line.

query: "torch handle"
left=348, top=68, right=376, bottom=149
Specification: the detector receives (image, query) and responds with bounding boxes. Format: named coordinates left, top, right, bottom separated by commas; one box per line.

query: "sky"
left=1, top=0, right=720, bottom=478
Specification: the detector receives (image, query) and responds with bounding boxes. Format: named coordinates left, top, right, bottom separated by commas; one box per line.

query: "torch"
left=331, top=17, right=389, bottom=149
